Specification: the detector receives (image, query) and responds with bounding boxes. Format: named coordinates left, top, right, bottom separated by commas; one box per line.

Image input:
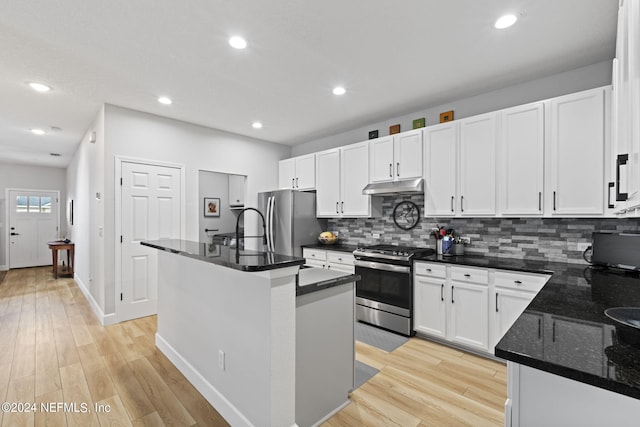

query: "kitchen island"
left=141, top=239, right=355, bottom=427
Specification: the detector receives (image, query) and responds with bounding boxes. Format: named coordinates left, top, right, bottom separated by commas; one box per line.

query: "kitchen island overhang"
left=140, top=239, right=355, bottom=427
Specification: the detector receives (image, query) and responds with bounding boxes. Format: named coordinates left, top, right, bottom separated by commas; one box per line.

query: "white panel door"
left=500, top=103, right=545, bottom=215
left=295, top=154, right=316, bottom=190
left=425, top=122, right=458, bottom=216
left=315, top=149, right=341, bottom=217
left=394, top=129, right=423, bottom=180
left=492, top=288, right=535, bottom=350
left=369, top=136, right=394, bottom=183
left=448, top=281, right=489, bottom=351
left=549, top=89, right=605, bottom=215
left=121, top=162, right=181, bottom=321
left=414, top=275, right=446, bottom=338
left=278, top=158, right=295, bottom=189
left=341, top=141, right=371, bottom=216
left=9, top=190, right=59, bottom=268
left=459, top=113, right=497, bottom=216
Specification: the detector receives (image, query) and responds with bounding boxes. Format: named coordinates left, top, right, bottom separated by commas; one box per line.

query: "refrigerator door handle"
left=269, top=196, right=276, bottom=252
left=265, top=196, right=273, bottom=252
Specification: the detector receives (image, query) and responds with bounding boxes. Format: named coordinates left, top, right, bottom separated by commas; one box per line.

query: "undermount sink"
left=604, top=307, right=640, bottom=330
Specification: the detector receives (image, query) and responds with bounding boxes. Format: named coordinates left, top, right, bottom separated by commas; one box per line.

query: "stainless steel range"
left=353, top=244, right=434, bottom=336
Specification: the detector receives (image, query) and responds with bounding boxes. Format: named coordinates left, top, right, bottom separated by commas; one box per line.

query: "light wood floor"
left=0, top=267, right=506, bottom=427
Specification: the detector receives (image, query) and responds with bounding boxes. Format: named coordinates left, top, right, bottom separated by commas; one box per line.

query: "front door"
left=8, top=190, right=59, bottom=269
left=120, top=161, right=182, bottom=321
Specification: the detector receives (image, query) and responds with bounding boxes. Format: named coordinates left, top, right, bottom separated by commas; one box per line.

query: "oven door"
left=354, top=259, right=412, bottom=317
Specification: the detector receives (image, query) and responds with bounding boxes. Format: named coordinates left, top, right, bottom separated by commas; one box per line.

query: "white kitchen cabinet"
left=414, top=263, right=447, bottom=339
left=303, top=248, right=327, bottom=269
left=449, top=266, right=489, bottom=351
left=228, top=174, right=245, bottom=208
left=279, top=154, right=316, bottom=190
left=547, top=88, right=606, bottom=215
left=498, top=103, right=545, bottom=216
left=302, top=248, right=355, bottom=274
left=459, top=112, right=497, bottom=216
left=316, top=142, right=378, bottom=218
left=424, top=122, right=458, bottom=216
left=369, top=129, right=423, bottom=183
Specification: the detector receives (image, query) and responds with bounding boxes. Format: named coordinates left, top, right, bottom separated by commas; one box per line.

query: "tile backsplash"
left=328, top=195, right=640, bottom=264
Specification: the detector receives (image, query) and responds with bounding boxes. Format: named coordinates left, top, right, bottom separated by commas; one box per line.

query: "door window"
left=15, top=195, right=53, bottom=214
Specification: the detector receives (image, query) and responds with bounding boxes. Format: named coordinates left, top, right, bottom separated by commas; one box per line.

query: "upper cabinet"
left=228, top=174, right=245, bottom=208
left=425, top=122, right=458, bottom=216
left=498, top=103, right=545, bottom=216
left=612, top=0, right=640, bottom=215
left=459, top=113, right=497, bottom=216
left=316, top=141, right=379, bottom=218
left=370, top=129, right=423, bottom=183
left=547, top=88, right=606, bottom=216
left=278, top=154, right=316, bottom=190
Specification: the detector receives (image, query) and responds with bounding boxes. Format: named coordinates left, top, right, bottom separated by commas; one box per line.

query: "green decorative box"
left=412, top=117, right=426, bottom=129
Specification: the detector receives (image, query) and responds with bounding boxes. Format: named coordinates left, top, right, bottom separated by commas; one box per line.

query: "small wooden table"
left=47, top=241, right=75, bottom=279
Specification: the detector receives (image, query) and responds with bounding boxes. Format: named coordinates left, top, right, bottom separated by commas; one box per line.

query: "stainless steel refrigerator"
left=258, top=190, right=327, bottom=257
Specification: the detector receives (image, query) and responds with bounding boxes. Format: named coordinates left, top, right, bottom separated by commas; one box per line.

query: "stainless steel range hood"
left=362, top=178, right=424, bottom=195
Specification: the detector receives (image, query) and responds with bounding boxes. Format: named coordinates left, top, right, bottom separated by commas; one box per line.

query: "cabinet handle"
left=336, top=202, right=339, bottom=214
left=397, top=162, right=400, bottom=177
left=389, top=163, right=393, bottom=178
left=341, top=201, right=344, bottom=213
left=338, top=257, right=343, bottom=261
left=553, top=191, right=556, bottom=211
left=441, top=283, right=444, bottom=301
left=552, top=321, right=556, bottom=342
left=608, top=182, right=615, bottom=209
left=538, top=318, right=542, bottom=340
left=295, top=177, right=299, bottom=188
left=426, top=268, right=432, bottom=272
left=292, top=178, right=295, bottom=188
left=496, top=293, right=499, bottom=312
left=464, top=273, right=471, bottom=278
left=514, top=280, right=522, bottom=285
left=311, top=254, right=316, bottom=257
left=451, top=196, right=454, bottom=212
left=461, top=196, right=464, bottom=212
left=327, top=265, right=331, bottom=269
left=616, top=154, right=629, bottom=201
left=451, top=286, right=455, bottom=304
left=538, top=192, right=542, bottom=211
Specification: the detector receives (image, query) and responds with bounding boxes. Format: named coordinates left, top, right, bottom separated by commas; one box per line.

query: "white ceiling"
left=0, top=0, right=618, bottom=168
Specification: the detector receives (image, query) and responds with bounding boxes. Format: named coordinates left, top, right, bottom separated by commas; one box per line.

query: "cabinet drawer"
left=494, top=270, right=550, bottom=293
left=451, top=266, right=489, bottom=284
left=326, top=251, right=354, bottom=266
left=303, top=248, right=326, bottom=262
left=414, top=262, right=447, bottom=278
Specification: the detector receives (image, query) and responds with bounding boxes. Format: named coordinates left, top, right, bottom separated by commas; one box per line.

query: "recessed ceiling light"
left=158, top=96, right=172, bottom=105
left=229, top=36, right=247, bottom=49
left=252, top=122, right=263, bottom=129
left=28, top=82, right=51, bottom=92
left=31, top=128, right=46, bottom=135
left=495, top=14, right=517, bottom=29
left=333, top=86, right=346, bottom=96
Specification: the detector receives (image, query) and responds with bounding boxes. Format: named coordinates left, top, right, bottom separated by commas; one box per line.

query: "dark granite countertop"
left=296, top=268, right=358, bottom=296
left=141, top=239, right=304, bottom=272
left=301, top=243, right=358, bottom=253
left=416, top=253, right=640, bottom=399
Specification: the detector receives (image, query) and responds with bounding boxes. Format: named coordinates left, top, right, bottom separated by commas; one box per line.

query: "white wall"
left=0, top=163, right=67, bottom=269
left=101, top=104, right=291, bottom=315
left=198, top=170, right=243, bottom=243
left=292, top=60, right=613, bottom=156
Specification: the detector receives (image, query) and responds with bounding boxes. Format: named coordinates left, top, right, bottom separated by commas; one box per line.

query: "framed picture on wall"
left=204, top=197, right=220, bottom=217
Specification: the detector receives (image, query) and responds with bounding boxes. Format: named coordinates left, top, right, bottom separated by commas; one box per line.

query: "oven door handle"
left=354, top=260, right=411, bottom=274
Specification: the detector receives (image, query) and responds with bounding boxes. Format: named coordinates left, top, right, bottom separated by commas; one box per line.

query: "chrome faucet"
left=235, top=207, right=267, bottom=251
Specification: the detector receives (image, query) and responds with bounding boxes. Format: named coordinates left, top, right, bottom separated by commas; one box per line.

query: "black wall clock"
left=393, top=201, right=420, bottom=230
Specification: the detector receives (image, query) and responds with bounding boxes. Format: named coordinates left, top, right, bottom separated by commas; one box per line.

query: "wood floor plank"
left=167, top=377, right=230, bottom=427
left=2, top=375, right=35, bottom=427
left=102, top=353, right=156, bottom=421
left=34, top=388, right=66, bottom=427
left=35, top=341, right=61, bottom=397
left=59, top=363, right=100, bottom=427
left=95, top=395, right=134, bottom=427
left=84, top=367, right=116, bottom=403
left=132, top=411, right=166, bottom=427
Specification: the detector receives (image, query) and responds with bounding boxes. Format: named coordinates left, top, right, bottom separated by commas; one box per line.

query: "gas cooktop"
left=353, top=244, right=434, bottom=261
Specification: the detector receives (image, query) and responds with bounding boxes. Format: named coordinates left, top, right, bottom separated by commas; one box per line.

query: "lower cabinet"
left=302, top=248, right=355, bottom=274
left=414, top=261, right=550, bottom=356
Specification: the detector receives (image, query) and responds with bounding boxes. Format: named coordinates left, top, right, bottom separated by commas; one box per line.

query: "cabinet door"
left=278, top=158, right=295, bottom=189
left=549, top=89, right=605, bottom=215
left=228, top=174, right=245, bottom=207
left=459, top=113, right=496, bottom=216
left=414, top=276, right=447, bottom=338
left=369, top=136, right=394, bottom=183
left=449, top=281, right=489, bottom=351
left=394, top=129, right=423, bottom=180
left=295, top=154, right=316, bottom=190
left=499, top=103, right=544, bottom=215
left=341, top=142, right=371, bottom=217
left=425, top=123, right=458, bottom=216
left=492, top=288, right=535, bottom=350
left=315, top=149, right=341, bottom=217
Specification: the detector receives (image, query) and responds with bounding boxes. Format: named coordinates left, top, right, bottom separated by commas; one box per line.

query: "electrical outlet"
left=460, top=236, right=471, bottom=244
left=372, top=233, right=380, bottom=238
left=218, top=350, right=225, bottom=371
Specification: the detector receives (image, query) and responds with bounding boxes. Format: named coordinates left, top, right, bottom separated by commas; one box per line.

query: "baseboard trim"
left=155, top=333, right=253, bottom=427
left=0, top=265, right=7, bottom=271
left=74, top=274, right=117, bottom=326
